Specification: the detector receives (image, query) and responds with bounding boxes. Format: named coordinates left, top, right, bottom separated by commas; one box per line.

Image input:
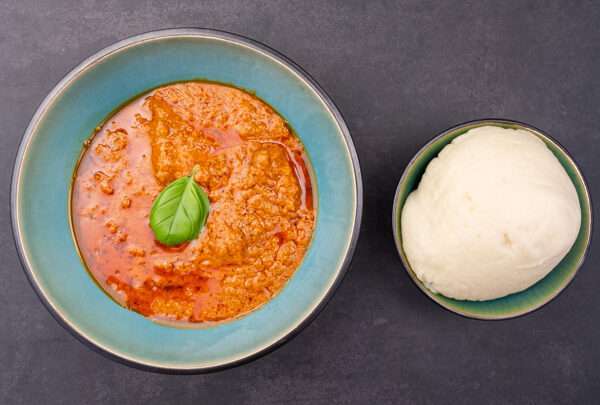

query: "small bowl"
left=11, top=29, right=362, bottom=372
left=392, top=119, right=592, bottom=320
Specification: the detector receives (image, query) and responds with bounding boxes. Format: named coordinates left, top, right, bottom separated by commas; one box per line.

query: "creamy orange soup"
left=72, top=82, right=315, bottom=324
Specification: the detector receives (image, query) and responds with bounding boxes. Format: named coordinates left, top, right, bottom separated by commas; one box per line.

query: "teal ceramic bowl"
left=11, top=29, right=362, bottom=372
left=392, top=119, right=592, bottom=320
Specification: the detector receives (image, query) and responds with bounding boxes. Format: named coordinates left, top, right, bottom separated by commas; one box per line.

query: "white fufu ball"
left=401, top=126, right=581, bottom=300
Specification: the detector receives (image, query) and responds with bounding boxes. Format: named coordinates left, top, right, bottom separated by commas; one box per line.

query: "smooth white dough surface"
left=401, top=126, right=581, bottom=300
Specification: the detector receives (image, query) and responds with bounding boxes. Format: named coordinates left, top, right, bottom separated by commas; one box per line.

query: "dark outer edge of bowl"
left=391, top=118, right=593, bottom=321
left=10, top=27, right=364, bottom=374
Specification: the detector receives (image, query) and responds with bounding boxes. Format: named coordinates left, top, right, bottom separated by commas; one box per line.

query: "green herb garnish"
left=149, top=166, right=210, bottom=246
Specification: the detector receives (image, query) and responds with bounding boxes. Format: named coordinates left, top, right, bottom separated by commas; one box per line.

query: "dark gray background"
left=2, top=1, right=599, bottom=404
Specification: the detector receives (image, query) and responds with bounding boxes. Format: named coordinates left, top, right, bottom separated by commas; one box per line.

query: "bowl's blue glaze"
left=11, top=29, right=362, bottom=372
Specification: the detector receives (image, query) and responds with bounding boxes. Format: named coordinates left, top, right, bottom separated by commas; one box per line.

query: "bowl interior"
left=393, top=120, right=592, bottom=319
left=13, top=30, right=360, bottom=370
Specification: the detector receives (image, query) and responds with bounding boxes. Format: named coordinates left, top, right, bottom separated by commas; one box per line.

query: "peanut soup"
left=72, top=82, right=315, bottom=325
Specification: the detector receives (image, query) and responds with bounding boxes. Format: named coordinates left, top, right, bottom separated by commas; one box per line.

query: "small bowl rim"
left=10, top=28, right=363, bottom=373
left=392, top=118, right=593, bottom=321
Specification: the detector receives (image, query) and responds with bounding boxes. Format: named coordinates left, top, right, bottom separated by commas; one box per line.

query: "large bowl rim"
left=392, top=118, right=593, bottom=321
left=10, top=28, right=363, bottom=373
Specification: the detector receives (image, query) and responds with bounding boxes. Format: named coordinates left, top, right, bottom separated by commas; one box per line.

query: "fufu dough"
left=401, top=126, right=581, bottom=300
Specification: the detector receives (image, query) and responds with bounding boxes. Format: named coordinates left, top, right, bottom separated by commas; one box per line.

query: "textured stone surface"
left=2, top=1, right=600, bottom=403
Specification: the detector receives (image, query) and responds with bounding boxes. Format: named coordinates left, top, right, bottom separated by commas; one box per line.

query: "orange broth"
left=71, top=82, right=315, bottom=324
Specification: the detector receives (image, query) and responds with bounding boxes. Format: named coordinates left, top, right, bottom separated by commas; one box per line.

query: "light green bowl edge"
left=392, top=119, right=593, bottom=320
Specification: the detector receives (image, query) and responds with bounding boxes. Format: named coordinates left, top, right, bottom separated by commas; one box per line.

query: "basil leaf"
left=149, top=166, right=210, bottom=246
